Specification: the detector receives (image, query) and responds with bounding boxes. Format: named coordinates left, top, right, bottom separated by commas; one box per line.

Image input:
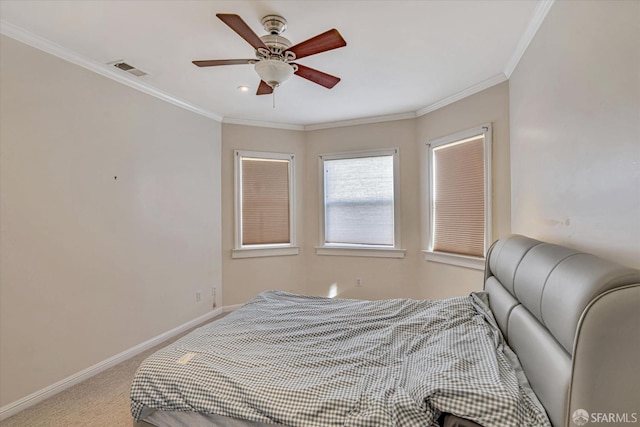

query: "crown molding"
left=0, top=20, right=223, bottom=122
left=305, top=111, right=417, bottom=131
left=504, top=0, right=555, bottom=78
left=415, top=73, right=507, bottom=117
left=308, top=72, right=509, bottom=129
left=222, top=117, right=305, bottom=131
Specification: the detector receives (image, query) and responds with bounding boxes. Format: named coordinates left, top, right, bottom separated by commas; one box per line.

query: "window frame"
left=316, top=148, right=405, bottom=258
left=233, top=150, right=298, bottom=259
left=423, top=124, right=492, bottom=269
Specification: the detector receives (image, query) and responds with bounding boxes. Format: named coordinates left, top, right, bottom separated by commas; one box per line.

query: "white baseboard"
left=223, top=303, right=244, bottom=312
left=0, top=307, right=225, bottom=421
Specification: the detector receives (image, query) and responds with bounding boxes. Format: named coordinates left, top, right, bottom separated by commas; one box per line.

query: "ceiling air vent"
left=108, top=60, right=148, bottom=77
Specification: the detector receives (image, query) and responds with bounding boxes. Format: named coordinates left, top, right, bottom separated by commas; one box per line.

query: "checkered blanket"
left=130, top=291, right=551, bottom=426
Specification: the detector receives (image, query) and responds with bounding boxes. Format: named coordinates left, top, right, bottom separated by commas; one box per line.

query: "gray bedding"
left=130, top=291, right=551, bottom=427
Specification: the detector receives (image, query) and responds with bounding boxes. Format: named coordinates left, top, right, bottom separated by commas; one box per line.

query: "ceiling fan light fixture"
left=254, top=59, right=294, bottom=88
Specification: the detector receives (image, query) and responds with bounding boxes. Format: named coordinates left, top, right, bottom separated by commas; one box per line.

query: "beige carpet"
left=1, top=315, right=224, bottom=427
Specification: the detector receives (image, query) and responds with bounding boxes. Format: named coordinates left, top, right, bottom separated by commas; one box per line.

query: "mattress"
left=131, top=291, right=551, bottom=426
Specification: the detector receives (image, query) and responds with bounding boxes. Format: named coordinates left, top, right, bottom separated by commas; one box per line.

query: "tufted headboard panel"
left=484, top=235, right=640, bottom=427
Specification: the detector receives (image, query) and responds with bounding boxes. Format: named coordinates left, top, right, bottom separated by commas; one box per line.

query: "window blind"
left=324, top=155, right=394, bottom=246
left=432, top=136, right=485, bottom=257
left=241, top=158, right=290, bottom=245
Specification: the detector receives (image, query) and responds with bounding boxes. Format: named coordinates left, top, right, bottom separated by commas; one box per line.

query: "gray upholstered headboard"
left=484, top=235, right=640, bottom=427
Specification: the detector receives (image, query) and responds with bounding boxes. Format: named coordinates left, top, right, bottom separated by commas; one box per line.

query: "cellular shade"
left=432, top=136, right=485, bottom=256
left=241, top=158, right=290, bottom=245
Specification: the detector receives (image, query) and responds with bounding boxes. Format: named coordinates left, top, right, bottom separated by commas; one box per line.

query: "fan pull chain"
left=272, top=89, right=276, bottom=108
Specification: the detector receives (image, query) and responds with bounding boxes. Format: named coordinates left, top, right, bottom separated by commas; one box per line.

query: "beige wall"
left=222, top=119, right=423, bottom=304
left=510, top=0, right=640, bottom=269
left=304, top=120, right=421, bottom=300
left=221, top=124, right=307, bottom=305
left=416, top=81, right=511, bottom=299
left=0, top=36, right=222, bottom=406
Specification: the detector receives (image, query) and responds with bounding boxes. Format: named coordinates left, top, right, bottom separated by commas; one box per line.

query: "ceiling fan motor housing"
left=259, top=34, right=292, bottom=56
left=257, top=15, right=293, bottom=61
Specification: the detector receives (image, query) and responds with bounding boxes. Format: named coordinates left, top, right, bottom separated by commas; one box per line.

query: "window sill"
left=422, top=250, right=485, bottom=270
left=232, top=246, right=299, bottom=259
left=316, top=246, right=406, bottom=259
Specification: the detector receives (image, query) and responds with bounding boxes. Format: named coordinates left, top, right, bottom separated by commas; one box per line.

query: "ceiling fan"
left=193, top=14, right=347, bottom=95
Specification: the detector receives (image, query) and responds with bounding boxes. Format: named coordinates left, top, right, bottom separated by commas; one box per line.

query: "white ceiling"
left=0, top=0, right=548, bottom=129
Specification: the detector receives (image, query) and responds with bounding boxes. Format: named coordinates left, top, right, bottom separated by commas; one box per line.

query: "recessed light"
left=237, top=85, right=250, bottom=93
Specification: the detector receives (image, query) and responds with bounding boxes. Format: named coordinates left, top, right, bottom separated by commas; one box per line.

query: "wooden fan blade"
left=294, top=64, right=341, bottom=89
left=256, top=80, right=273, bottom=95
left=216, top=14, right=268, bottom=51
left=286, top=29, right=346, bottom=60
left=192, top=59, right=254, bottom=67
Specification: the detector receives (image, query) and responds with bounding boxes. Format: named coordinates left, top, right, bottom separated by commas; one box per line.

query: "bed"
left=131, top=235, right=640, bottom=426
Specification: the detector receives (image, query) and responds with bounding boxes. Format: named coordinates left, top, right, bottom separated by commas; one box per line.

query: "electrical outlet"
left=356, top=277, right=362, bottom=287
left=196, top=291, right=202, bottom=302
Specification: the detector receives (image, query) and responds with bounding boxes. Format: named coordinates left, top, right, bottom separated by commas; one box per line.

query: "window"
left=233, top=150, right=298, bottom=258
left=317, top=149, right=404, bottom=258
left=424, top=124, right=492, bottom=269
